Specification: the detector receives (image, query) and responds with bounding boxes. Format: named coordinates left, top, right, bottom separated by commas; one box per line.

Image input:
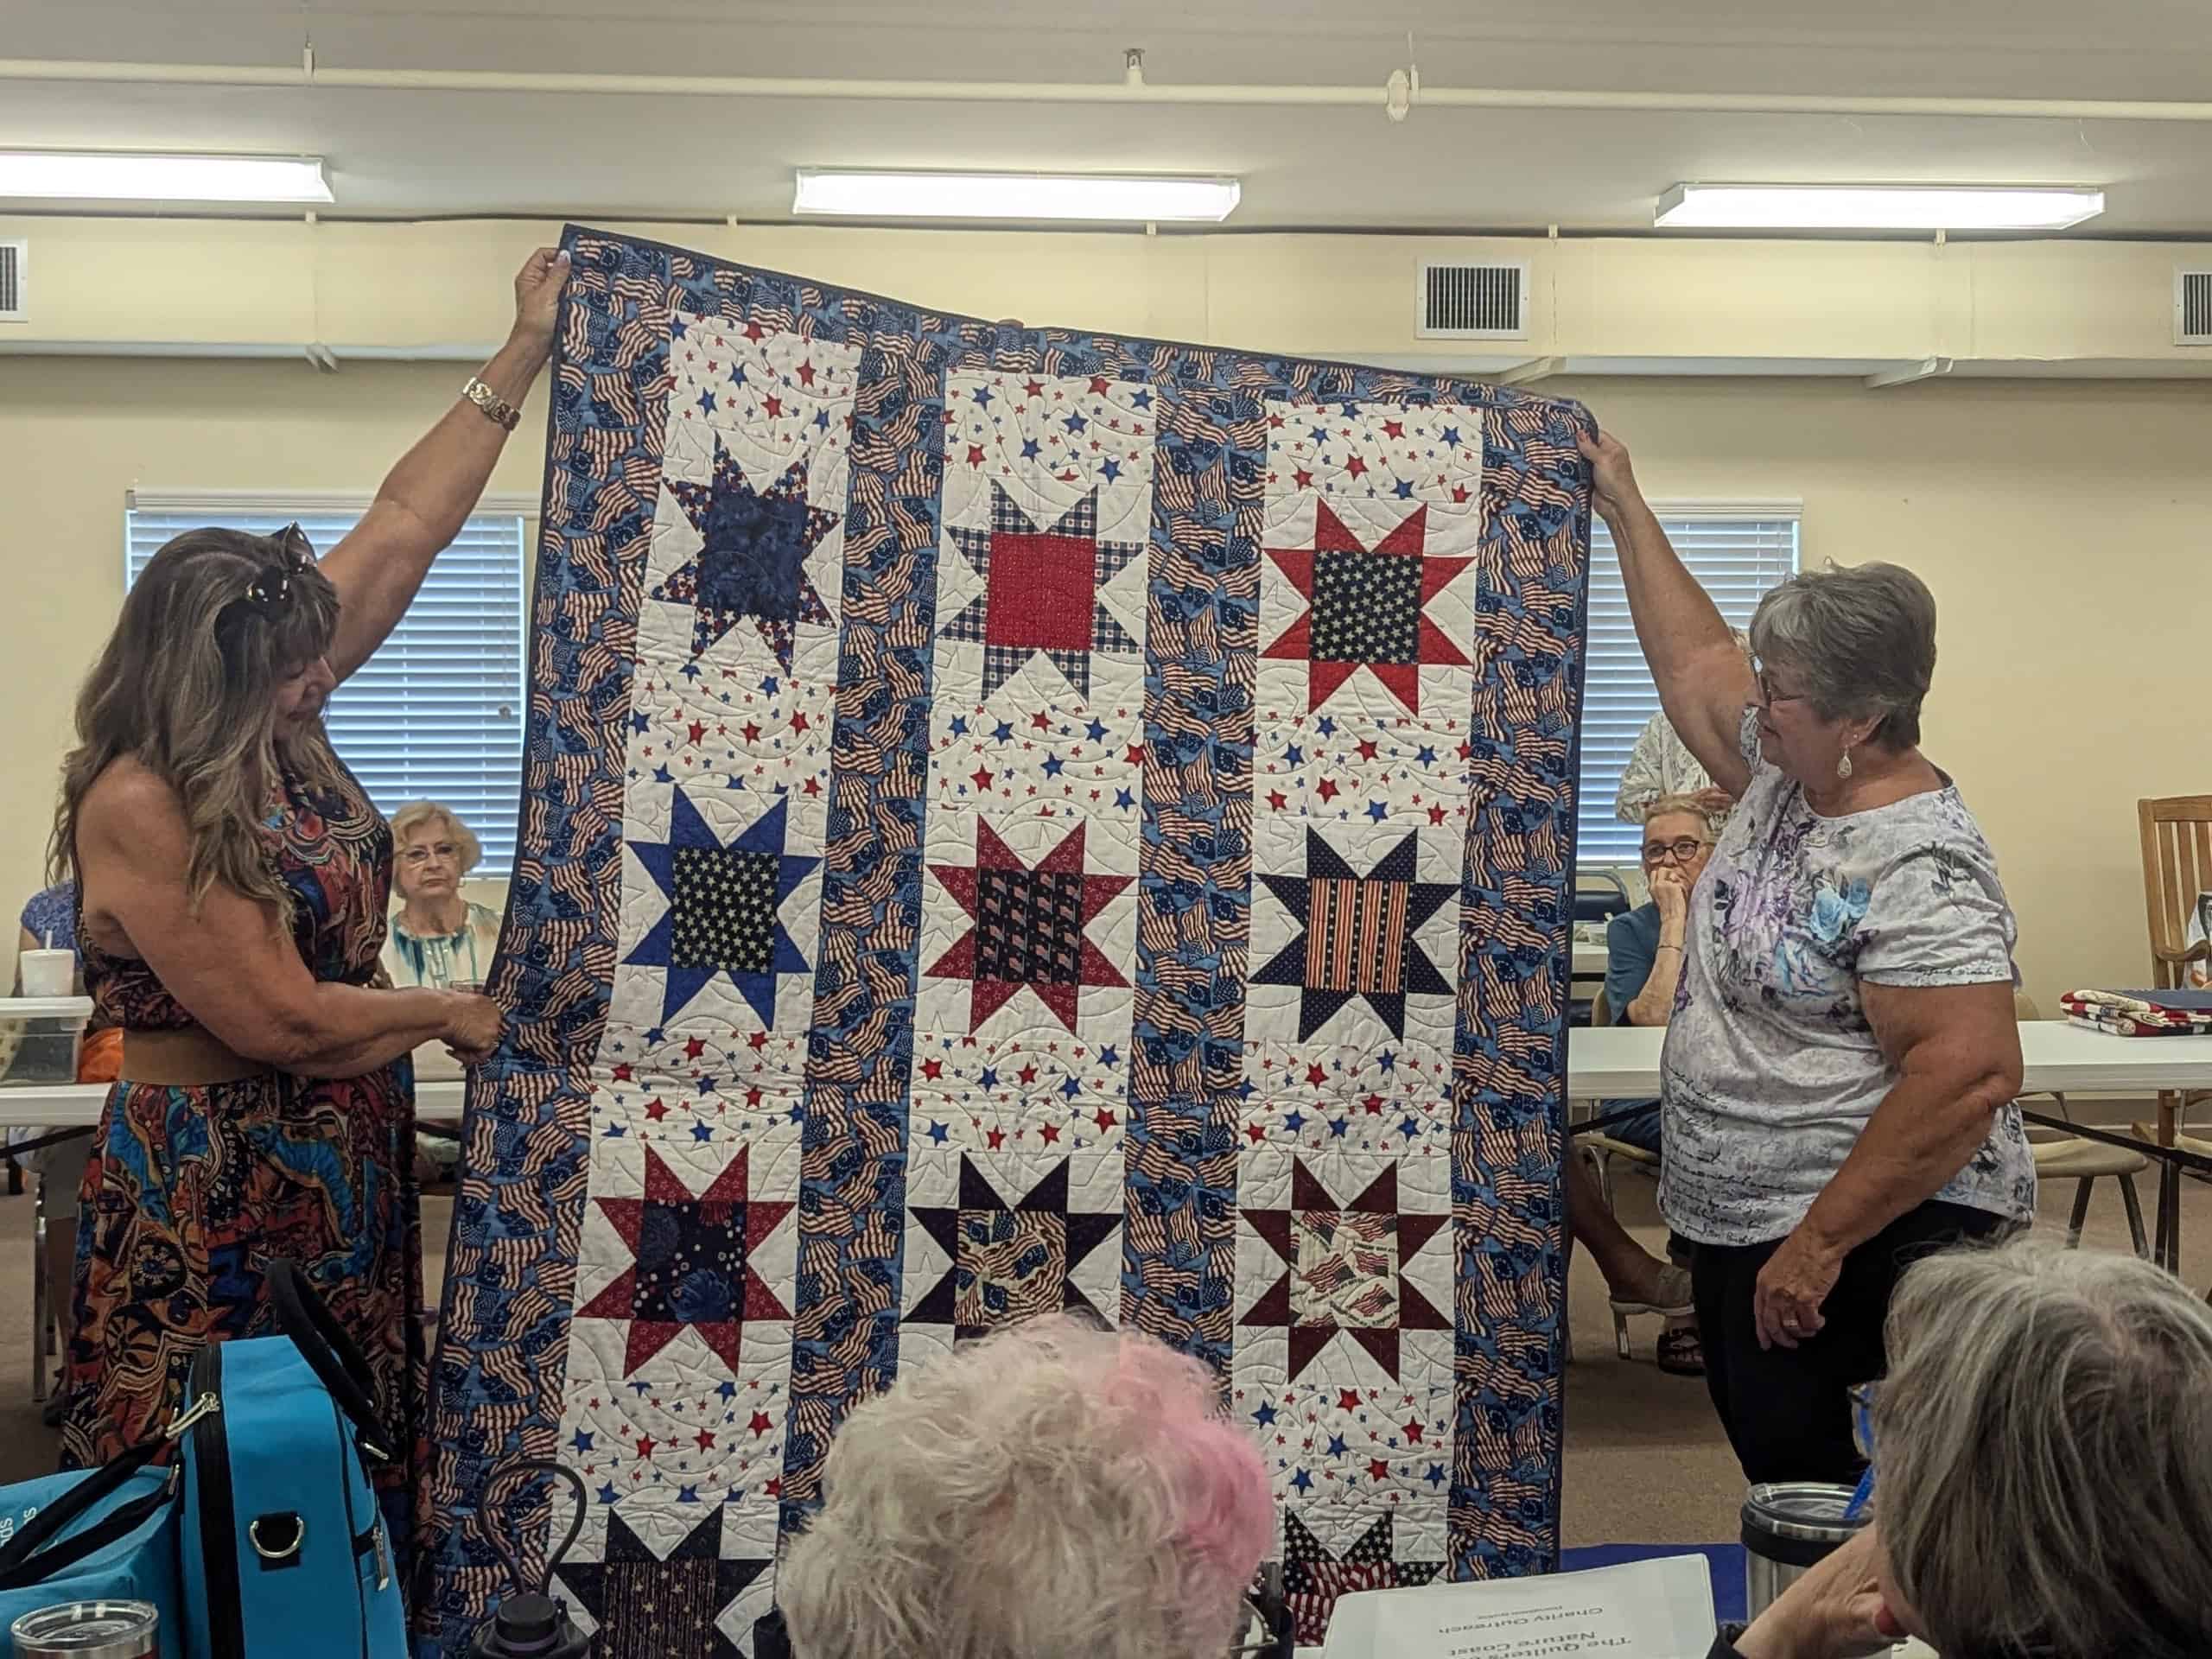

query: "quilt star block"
left=556, top=1509, right=768, bottom=1659
left=625, top=789, right=818, bottom=1028
left=1282, top=1513, right=1444, bottom=1649
left=925, top=820, right=1132, bottom=1033
left=1262, top=503, right=1472, bottom=716
left=1253, top=828, right=1458, bottom=1042
left=649, top=436, right=836, bottom=674
left=1239, top=1159, right=1449, bottom=1386
left=577, top=1143, right=794, bottom=1378
left=942, top=483, right=1143, bottom=699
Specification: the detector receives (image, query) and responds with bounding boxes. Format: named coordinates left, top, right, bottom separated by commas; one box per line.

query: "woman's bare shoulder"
left=79, top=757, right=188, bottom=855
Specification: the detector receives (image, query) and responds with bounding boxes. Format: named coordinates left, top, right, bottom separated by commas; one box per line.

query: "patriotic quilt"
left=423, top=224, right=1593, bottom=1656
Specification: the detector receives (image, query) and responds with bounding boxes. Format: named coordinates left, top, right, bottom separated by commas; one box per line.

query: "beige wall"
left=3, top=353, right=2206, bottom=1014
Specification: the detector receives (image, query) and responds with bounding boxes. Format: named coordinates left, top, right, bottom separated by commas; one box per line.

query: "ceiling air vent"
left=1417, top=261, right=1528, bottom=340
left=0, top=241, right=23, bottom=323
left=2177, top=269, right=2212, bottom=346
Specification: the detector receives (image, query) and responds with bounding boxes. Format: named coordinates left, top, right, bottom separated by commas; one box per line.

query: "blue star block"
left=1132, top=389, right=1153, bottom=410
left=652, top=766, right=674, bottom=785
left=671, top=316, right=689, bottom=339
left=979, top=1068, right=1000, bottom=1090
left=691, top=1122, right=714, bottom=1143
left=1064, top=413, right=1087, bottom=435
left=1367, top=800, right=1389, bottom=823
left=598, top=1484, right=620, bottom=1505
left=678, top=1486, right=698, bottom=1503
left=1085, top=718, right=1109, bottom=743
left=1440, top=426, right=1461, bottom=447
left=950, top=715, right=969, bottom=737
left=1236, top=1077, right=1255, bottom=1101
left=1394, top=478, right=1414, bottom=499
left=1317, top=716, right=1337, bottom=737
left=992, top=721, right=1014, bottom=743
left=1416, top=746, right=1437, bottom=766
left=1021, top=438, right=1041, bottom=460
left=1309, top=425, right=1331, bottom=444
left=1114, top=789, right=1135, bottom=810
left=1283, top=1110, right=1306, bottom=1133
left=728, top=363, right=747, bottom=387
left=572, top=1430, right=595, bottom=1454
left=1290, top=1468, right=1313, bottom=1495
left=760, top=675, right=779, bottom=695
left=1329, top=1116, right=1349, bottom=1138
left=1401, top=1116, right=1421, bottom=1141
left=1098, top=1046, right=1119, bottom=1068
left=1059, top=1076, right=1082, bottom=1101
left=1426, top=1463, right=1447, bottom=1488
left=717, top=1382, right=738, bottom=1402
left=624, top=788, right=820, bottom=1027
left=1101, top=459, right=1121, bottom=482
left=1042, top=753, right=1065, bottom=778
left=1252, top=1402, right=1277, bottom=1427
left=973, top=385, right=994, bottom=407
left=1377, top=1050, right=1397, bottom=1072
left=630, top=713, right=651, bottom=734
left=1326, top=1434, right=1349, bottom=1457
left=927, top=1121, right=950, bottom=1145
left=696, top=391, right=716, bottom=416
left=1286, top=745, right=1304, bottom=766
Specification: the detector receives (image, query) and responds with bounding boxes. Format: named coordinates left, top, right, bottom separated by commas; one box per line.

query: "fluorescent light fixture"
left=1656, top=182, right=2104, bottom=232
left=0, top=151, right=333, bottom=204
left=794, top=169, right=1241, bottom=223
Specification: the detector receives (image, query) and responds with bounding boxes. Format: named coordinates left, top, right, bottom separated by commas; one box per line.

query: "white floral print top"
left=1657, top=712, right=2037, bottom=1247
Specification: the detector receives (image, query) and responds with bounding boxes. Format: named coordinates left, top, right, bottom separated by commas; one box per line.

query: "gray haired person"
left=1714, top=1239, right=2212, bottom=1659
left=1581, top=427, right=2033, bottom=1485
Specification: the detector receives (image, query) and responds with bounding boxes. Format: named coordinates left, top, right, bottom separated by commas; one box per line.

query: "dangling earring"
left=1836, top=748, right=1854, bottom=781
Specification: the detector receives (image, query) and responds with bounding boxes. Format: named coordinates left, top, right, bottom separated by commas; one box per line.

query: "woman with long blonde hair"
left=53, top=247, right=569, bottom=1578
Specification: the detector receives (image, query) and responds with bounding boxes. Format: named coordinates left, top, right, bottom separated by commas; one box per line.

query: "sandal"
left=1608, top=1263, right=1694, bottom=1320
left=1656, top=1325, right=1705, bottom=1376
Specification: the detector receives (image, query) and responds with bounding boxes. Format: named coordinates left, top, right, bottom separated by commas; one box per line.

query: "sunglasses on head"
left=241, top=523, right=317, bottom=610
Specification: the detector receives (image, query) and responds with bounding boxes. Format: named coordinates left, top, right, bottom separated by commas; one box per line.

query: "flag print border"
left=422, top=223, right=1593, bottom=1656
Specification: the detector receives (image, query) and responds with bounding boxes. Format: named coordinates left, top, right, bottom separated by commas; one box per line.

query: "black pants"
left=1691, top=1200, right=2006, bottom=1484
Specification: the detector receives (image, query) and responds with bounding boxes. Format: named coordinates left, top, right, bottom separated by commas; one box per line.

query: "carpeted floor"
left=0, top=1164, right=2201, bottom=1549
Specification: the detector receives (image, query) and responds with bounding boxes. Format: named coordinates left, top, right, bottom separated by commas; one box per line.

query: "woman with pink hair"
left=778, top=1315, right=1274, bottom=1659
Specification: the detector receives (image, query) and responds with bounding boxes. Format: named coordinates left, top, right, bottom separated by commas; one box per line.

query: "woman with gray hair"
left=776, top=1313, right=1273, bottom=1659
left=1717, top=1239, right=2212, bottom=1659
left=1580, top=429, right=2033, bottom=1485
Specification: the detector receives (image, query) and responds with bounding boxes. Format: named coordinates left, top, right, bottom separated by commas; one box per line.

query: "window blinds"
left=124, top=493, right=531, bottom=873
left=1576, top=506, right=1801, bottom=864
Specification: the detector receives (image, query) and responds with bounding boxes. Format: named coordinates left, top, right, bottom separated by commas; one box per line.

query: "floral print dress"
left=1657, top=712, right=2037, bottom=1247
left=60, top=762, right=427, bottom=1569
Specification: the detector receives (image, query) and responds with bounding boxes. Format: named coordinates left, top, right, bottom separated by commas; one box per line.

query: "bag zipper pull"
left=164, top=1391, right=221, bottom=1440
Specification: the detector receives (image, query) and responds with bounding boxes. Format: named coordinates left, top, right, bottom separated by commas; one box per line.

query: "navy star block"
left=652, top=437, right=836, bottom=673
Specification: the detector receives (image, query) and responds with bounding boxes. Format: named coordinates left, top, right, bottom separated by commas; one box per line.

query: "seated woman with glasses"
left=1580, top=426, right=2032, bottom=1487
left=1718, top=1239, right=2212, bottom=1659
left=777, top=1314, right=1273, bottom=1659
left=1562, top=793, right=1719, bottom=1376
left=53, top=248, right=569, bottom=1573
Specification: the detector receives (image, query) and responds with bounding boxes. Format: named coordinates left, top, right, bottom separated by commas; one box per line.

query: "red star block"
left=921, top=1058, right=944, bottom=1081
left=1451, top=484, right=1471, bottom=504
left=696, top=1429, right=717, bottom=1452
left=1089, top=376, right=1111, bottom=395
left=1428, top=804, right=1447, bottom=825
left=1039, top=1122, right=1061, bottom=1145
left=684, top=1037, right=706, bottom=1060
left=925, top=821, right=1132, bottom=1033
left=741, top=721, right=761, bottom=742
left=1338, top=1389, right=1363, bottom=1412
left=742, top=320, right=766, bottom=342
left=986, top=1127, right=1007, bottom=1150
left=1093, top=1107, right=1118, bottom=1132
left=1268, top=790, right=1288, bottom=810
left=1363, top=1094, right=1386, bottom=1115
left=1294, top=467, right=1314, bottom=489
left=1382, top=420, right=1405, bottom=439
left=1018, top=1064, right=1039, bottom=1085
left=687, top=721, right=708, bottom=746
left=970, top=765, right=995, bottom=793
left=1306, top=1064, right=1327, bottom=1086
left=1262, top=503, right=1473, bottom=715
left=966, top=444, right=987, bottom=468
left=1125, top=745, right=1145, bottom=765
left=1402, top=1418, right=1424, bottom=1444
left=1032, top=710, right=1053, bottom=731
left=748, top=1411, right=773, bottom=1437
left=1247, top=1122, right=1267, bottom=1144
left=1317, top=779, right=1339, bottom=803
left=611, top=1064, right=633, bottom=1083
left=791, top=711, right=811, bottom=734
left=1023, top=378, right=1045, bottom=399
left=576, top=1145, right=794, bottom=1377
left=644, top=1098, right=669, bottom=1122
left=636, top=1435, right=657, bottom=1459
left=1368, top=1459, right=1392, bottom=1483
left=763, top=396, right=784, bottom=418
left=1357, top=739, right=1379, bottom=761
left=1345, top=454, right=1369, bottom=479
left=796, top=359, right=817, bottom=387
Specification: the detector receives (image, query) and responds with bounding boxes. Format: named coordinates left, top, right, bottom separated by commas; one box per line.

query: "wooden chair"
left=2133, top=796, right=2212, bottom=1155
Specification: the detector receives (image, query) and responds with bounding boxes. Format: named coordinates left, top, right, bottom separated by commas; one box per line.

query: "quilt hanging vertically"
left=423, top=224, right=1592, bottom=1657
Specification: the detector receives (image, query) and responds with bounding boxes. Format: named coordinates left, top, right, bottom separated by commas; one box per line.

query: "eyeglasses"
left=1641, top=837, right=1707, bottom=865
left=1751, top=657, right=1808, bottom=709
left=241, top=522, right=316, bottom=609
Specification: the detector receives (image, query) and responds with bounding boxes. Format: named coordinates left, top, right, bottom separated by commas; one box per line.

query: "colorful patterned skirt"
left=59, top=1057, right=427, bottom=1567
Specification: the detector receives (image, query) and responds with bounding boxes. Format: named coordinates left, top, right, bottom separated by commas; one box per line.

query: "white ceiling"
left=9, top=0, right=2212, bottom=232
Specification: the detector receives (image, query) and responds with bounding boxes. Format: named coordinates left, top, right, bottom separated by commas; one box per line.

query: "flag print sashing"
left=423, top=225, right=1592, bottom=1656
